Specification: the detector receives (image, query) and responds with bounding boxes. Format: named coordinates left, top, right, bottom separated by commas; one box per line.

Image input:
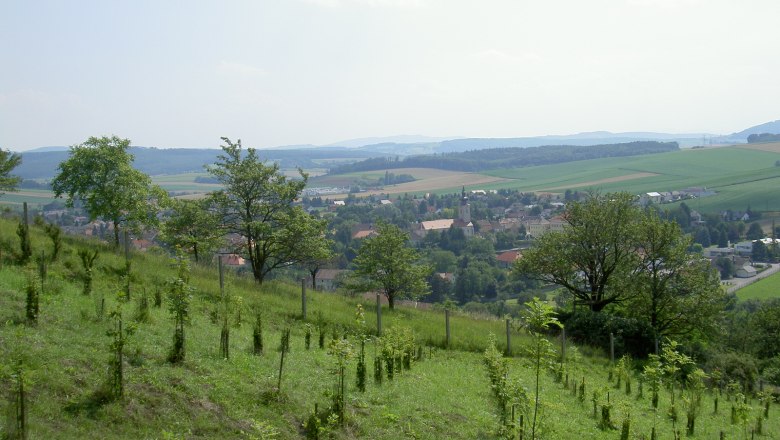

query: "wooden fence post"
left=445, top=309, right=451, bottom=349
left=376, top=293, right=382, bottom=336
left=218, top=255, right=224, bottom=297
left=610, top=332, right=615, bottom=364
left=301, top=278, right=307, bottom=320
left=124, top=230, right=131, bottom=300
left=505, top=318, right=511, bottom=356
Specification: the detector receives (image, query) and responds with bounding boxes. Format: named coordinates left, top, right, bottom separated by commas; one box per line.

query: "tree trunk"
left=247, top=237, right=266, bottom=284
left=387, top=293, right=395, bottom=310
left=113, top=222, right=120, bottom=248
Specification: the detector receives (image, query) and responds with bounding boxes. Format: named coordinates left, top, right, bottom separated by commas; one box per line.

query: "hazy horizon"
left=2, top=0, right=780, bottom=152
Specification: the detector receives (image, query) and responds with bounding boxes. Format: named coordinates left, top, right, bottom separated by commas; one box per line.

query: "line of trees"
left=46, top=135, right=330, bottom=285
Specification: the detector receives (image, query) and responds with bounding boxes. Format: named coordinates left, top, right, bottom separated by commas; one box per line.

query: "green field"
left=736, top=271, right=780, bottom=301
left=401, top=145, right=780, bottom=213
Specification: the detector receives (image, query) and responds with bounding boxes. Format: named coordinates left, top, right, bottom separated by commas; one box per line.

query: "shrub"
left=705, top=350, right=759, bottom=393
left=557, top=310, right=656, bottom=359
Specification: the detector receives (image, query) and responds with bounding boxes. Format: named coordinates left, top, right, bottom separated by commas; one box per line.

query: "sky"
left=2, top=0, right=780, bottom=151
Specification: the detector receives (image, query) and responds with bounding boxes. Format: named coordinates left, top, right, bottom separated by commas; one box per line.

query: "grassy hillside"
left=0, top=217, right=778, bottom=439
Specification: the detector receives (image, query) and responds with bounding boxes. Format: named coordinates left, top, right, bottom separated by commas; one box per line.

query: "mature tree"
left=693, top=227, right=711, bottom=247
left=746, top=222, right=765, bottom=240
left=0, top=148, right=22, bottom=194
left=514, top=192, right=639, bottom=312
left=426, top=249, right=458, bottom=273
left=625, top=210, right=725, bottom=339
left=298, top=235, right=335, bottom=289
left=424, top=272, right=452, bottom=303
left=752, top=240, right=769, bottom=262
left=454, top=260, right=499, bottom=303
left=348, top=222, right=430, bottom=309
left=160, top=198, right=222, bottom=263
left=208, top=137, right=327, bottom=284
left=51, top=136, right=167, bottom=246
left=714, top=257, right=735, bottom=280
left=746, top=299, right=780, bottom=359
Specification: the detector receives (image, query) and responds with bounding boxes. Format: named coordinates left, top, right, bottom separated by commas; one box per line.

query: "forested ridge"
left=331, top=141, right=679, bottom=174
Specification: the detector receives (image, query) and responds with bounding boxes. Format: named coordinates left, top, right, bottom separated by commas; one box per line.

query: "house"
left=640, top=192, right=662, bottom=206
left=689, top=210, right=705, bottom=226
left=436, top=272, right=455, bottom=283
left=221, top=254, right=246, bottom=266
left=499, top=218, right=523, bottom=233
left=735, top=264, right=757, bottom=278
left=524, top=216, right=565, bottom=238
left=131, top=238, right=155, bottom=251
left=315, top=269, right=348, bottom=291
left=496, top=250, right=521, bottom=269
left=475, top=219, right=494, bottom=233
left=352, top=223, right=378, bottom=240
left=735, top=241, right=755, bottom=256
left=704, top=247, right=734, bottom=258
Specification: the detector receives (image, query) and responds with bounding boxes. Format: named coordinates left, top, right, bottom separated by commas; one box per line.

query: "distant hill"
left=25, top=146, right=70, bottom=153
left=327, top=135, right=461, bottom=148
left=15, top=147, right=385, bottom=180
left=355, top=132, right=708, bottom=156
left=12, top=120, right=778, bottom=178
left=731, top=120, right=780, bottom=140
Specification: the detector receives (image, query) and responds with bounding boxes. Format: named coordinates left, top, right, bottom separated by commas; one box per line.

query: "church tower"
left=458, top=186, right=471, bottom=224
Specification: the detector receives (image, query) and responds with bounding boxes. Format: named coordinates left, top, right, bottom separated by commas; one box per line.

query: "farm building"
left=735, top=264, right=757, bottom=278
left=314, top=269, right=348, bottom=291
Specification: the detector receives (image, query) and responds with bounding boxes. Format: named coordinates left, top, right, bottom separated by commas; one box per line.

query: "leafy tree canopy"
left=160, top=198, right=223, bottom=263
left=0, top=148, right=22, bottom=194
left=347, top=221, right=430, bottom=309
left=514, top=192, right=638, bottom=312
left=51, top=136, right=167, bottom=246
left=623, top=209, right=725, bottom=340
left=208, top=137, right=327, bottom=284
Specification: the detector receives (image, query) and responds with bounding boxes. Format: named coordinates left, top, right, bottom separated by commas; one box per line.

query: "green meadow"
left=736, top=271, right=780, bottom=301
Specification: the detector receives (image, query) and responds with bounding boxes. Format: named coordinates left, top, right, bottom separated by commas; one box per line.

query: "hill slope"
left=1, top=217, right=779, bottom=438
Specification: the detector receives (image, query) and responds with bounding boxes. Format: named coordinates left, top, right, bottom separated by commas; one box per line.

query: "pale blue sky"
left=2, top=0, right=779, bottom=151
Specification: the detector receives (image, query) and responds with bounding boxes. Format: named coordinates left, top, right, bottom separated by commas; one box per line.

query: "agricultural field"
left=1, top=217, right=778, bottom=439
left=736, top=271, right=780, bottom=301
left=316, top=145, right=780, bottom=214
left=152, top=173, right=221, bottom=195
left=0, top=189, right=58, bottom=207
left=309, top=167, right=511, bottom=198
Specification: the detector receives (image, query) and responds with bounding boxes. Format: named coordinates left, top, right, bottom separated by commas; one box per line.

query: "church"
left=414, top=187, right=475, bottom=238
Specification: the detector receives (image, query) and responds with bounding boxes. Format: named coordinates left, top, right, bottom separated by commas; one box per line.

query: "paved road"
left=725, top=263, right=780, bottom=294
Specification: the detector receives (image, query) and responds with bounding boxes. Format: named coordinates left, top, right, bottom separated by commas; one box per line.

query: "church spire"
left=458, top=186, right=471, bottom=224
